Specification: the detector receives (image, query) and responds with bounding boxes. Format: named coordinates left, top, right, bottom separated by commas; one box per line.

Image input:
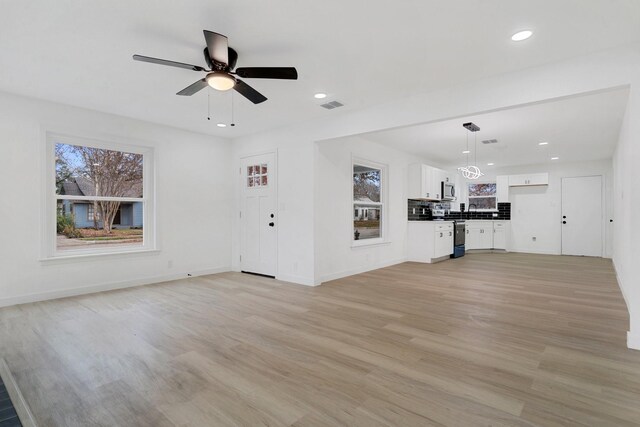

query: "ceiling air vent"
left=320, top=101, right=344, bottom=110
left=482, top=139, right=498, bottom=144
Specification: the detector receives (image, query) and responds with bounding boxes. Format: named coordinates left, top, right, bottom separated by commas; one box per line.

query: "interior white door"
left=240, top=153, right=277, bottom=276
left=561, top=176, right=602, bottom=257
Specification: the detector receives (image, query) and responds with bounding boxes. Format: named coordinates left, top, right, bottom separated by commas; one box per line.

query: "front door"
left=561, top=175, right=602, bottom=257
left=240, top=153, right=277, bottom=277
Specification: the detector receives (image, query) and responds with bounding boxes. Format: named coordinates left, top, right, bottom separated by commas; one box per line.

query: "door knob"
left=562, top=221, right=567, bottom=224
left=562, top=215, right=566, bottom=219
left=269, top=222, right=275, bottom=227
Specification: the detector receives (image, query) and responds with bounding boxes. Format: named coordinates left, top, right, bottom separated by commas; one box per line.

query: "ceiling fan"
left=133, top=30, right=298, bottom=104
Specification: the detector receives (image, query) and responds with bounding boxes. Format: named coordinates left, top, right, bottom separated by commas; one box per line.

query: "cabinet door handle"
left=440, top=232, right=443, bottom=237
left=449, top=231, right=452, bottom=236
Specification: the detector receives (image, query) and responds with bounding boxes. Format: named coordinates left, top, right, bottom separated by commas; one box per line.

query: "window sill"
left=40, top=248, right=160, bottom=263
left=351, top=240, right=391, bottom=249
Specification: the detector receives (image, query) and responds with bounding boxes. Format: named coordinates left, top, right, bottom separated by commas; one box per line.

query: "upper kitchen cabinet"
left=496, top=175, right=509, bottom=202
left=408, top=164, right=442, bottom=200
left=508, top=173, right=549, bottom=187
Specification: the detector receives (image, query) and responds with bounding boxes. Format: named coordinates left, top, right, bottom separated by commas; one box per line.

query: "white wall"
left=462, top=160, right=613, bottom=256
left=613, top=80, right=640, bottom=349
left=315, top=136, right=426, bottom=282
left=231, top=43, right=640, bottom=347
left=0, top=91, right=233, bottom=306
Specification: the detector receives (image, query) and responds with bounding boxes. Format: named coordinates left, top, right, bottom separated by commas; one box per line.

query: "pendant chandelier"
left=458, top=122, right=484, bottom=180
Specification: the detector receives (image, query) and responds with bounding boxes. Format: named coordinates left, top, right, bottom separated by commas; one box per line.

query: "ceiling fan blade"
left=235, top=67, right=298, bottom=80
left=234, top=80, right=267, bottom=104
left=177, top=79, right=208, bottom=96
left=133, top=54, right=206, bottom=72
left=203, top=30, right=229, bottom=66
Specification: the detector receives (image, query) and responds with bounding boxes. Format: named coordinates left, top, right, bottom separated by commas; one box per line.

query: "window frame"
left=42, top=132, right=156, bottom=260
left=351, top=157, right=387, bottom=247
left=467, top=181, right=498, bottom=211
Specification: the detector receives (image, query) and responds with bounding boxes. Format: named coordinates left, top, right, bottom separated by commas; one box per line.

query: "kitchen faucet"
left=467, top=203, right=477, bottom=219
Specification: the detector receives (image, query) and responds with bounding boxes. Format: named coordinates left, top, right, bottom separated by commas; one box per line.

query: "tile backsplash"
left=407, top=200, right=511, bottom=221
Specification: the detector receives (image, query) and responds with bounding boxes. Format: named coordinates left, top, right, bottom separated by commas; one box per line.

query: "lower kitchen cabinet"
left=407, top=221, right=454, bottom=263
left=492, top=221, right=507, bottom=250
left=465, top=220, right=509, bottom=250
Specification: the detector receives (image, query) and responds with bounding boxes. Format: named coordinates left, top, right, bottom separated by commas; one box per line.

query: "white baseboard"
left=319, top=258, right=407, bottom=284
left=628, top=331, right=640, bottom=351
left=0, top=266, right=230, bottom=308
left=612, top=259, right=637, bottom=351
left=276, top=273, right=319, bottom=287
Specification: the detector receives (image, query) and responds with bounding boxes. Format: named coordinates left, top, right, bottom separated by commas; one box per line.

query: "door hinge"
left=239, top=167, right=241, bottom=175
left=239, top=211, right=242, bottom=218
left=240, top=255, right=242, bottom=262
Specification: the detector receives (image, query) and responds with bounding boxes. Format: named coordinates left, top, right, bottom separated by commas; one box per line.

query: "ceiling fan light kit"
left=133, top=30, right=298, bottom=105
left=206, top=72, right=235, bottom=91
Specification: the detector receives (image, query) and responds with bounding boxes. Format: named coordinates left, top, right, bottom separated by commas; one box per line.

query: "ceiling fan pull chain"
left=207, top=89, right=211, bottom=121
left=231, top=90, right=236, bottom=127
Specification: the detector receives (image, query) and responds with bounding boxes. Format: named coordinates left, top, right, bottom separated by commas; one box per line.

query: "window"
left=468, top=182, right=497, bottom=210
left=353, top=161, right=385, bottom=245
left=247, top=164, right=268, bottom=187
left=46, top=133, right=154, bottom=258
left=87, top=204, right=102, bottom=221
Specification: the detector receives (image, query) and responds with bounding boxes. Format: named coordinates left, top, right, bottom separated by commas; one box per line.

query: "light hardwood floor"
left=1, top=253, right=640, bottom=426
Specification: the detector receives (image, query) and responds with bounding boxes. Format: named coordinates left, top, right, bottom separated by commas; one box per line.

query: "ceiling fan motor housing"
left=204, top=47, right=238, bottom=71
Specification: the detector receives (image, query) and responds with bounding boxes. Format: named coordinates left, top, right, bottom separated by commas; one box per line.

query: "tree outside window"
left=353, top=163, right=383, bottom=242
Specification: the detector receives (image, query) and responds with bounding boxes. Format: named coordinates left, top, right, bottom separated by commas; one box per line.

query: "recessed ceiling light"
left=538, top=141, right=549, bottom=146
left=314, top=93, right=327, bottom=99
left=551, top=157, right=559, bottom=160
left=487, top=163, right=494, bottom=166
left=217, top=123, right=226, bottom=128
left=511, top=30, right=533, bottom=41
left=462, top=150, right=471, bottom=154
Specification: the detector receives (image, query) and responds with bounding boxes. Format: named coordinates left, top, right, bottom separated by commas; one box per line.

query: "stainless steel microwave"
left=442, top=182, right=456, bottom=200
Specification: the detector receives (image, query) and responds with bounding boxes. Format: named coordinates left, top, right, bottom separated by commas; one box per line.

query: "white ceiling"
left=363, top=87, right=630, bottom=168
left=1, top=1, right=639, bottom=138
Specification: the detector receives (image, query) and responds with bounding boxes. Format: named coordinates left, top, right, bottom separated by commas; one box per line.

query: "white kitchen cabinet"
left=508, top=173, right=549, bottom=187
left=465, top=221, right=509, bottom=250
left=465, top=227, right=481, bottom=250
left=496, top=175, right=509, bottom=202
left=493, top=221, right=507, bottom=250
left=408, top=164, right=444, bottom=200
left=407, top=221, right=454, bottom=263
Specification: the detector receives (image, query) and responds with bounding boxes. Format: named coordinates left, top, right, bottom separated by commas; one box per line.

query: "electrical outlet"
left=412, top=208, right=416, bottom=214
left=492, top=212, right=498, bottom=218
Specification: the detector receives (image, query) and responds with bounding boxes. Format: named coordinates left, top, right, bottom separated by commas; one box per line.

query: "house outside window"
left=46, top=133, right=155, bottom=258
left=353, top=160, right=386, bottom=245
left=467, top=182, right=497, bottom=210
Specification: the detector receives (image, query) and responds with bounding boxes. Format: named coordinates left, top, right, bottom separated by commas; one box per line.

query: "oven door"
left=454, top=223, right=465, bottom=246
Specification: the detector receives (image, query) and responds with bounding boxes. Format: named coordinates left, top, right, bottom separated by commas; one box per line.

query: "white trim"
left=628, top=332, right=640, bottom=351
left=319, top=257, right=407, bottom=284
left=612, top=258, right=636, bottom=350
left=56, top=195, right=144, bottom=203
left=276, top=273, right=319, bottom=287
left=0, top=359, right=37, bottom=427
left=40, top=248, right=161, bottom=263
left=44, top=131, right=156, bottom=259
left=0, top=266, right=231, bottom=308
left=352, top=156, right=388, bottom=246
